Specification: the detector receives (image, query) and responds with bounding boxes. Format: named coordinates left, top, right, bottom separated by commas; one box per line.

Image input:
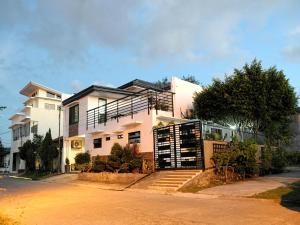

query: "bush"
left=271, top=148, right=287, bottom=173
left=75, top=152, right=91, bottom=172
left=260, top=147, right=288, bottom=175
left=75, top=152, right=91, bottom=164
left=211, top=140, right=259, bottom=181
left=91, top=156, right=106, bottom=172
left=286, top=151, right=300, bottom=165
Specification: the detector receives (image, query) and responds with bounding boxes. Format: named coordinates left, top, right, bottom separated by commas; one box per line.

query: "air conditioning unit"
left=71, top=140, right=82, bottom=150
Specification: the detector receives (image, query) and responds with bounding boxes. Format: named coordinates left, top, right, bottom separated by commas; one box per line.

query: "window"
left=45, top=103, right=55, bottom=110
left=31, top=124, right=38, bottom=134
left=56, top=95, right=61, bottom=99
left=46, top=92, right=55, bottom=98
left=98, top=98, right=107, bottom=123
left=69, top=104, right=79, bottom=125
left=117, top=134, right=123, bottom=139
left=128, top=131, right=140, bottom=144
left=106, top=136, right=110, bottom=141
left=13, top=129, right=19, bottom=141
left=93, top=138, right=102, bottom=148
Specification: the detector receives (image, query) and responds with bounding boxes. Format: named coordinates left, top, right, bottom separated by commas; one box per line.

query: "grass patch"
left=0, top=213, right=20, bottom=225
left=20, top=171, right=61, bottom=180
left=253, top=181, right=300, bottom=206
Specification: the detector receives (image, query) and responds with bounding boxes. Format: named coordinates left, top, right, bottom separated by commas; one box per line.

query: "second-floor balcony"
left=86, top=88, right=174, bottom=129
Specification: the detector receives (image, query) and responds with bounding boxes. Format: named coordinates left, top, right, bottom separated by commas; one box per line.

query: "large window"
left=31, top=124, right=38, bottom=134
left=45, top=103, right=55, bottom=110
left=69, top=104, right=79, bottom=125
left=128, top=131, right=140, bottom=144
left=93, top=138, right=102, bottom=148
left=98, top=98, right=107, bottom=123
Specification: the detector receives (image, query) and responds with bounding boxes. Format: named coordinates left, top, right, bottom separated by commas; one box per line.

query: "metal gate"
left=153, top=121, right=204, bottom=170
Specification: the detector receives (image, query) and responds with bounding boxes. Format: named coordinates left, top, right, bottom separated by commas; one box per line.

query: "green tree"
left=182, top=75, right=200, bottom=85
left=0, top=140, right=6, bottom=157
left=194, top=59, right=297, bottom=145
left=154, top=77, right=170, bottom=90
left=19, top=140, right=36, bottom=171
left=18, top=135, right=42, bottom=171
left=39, top=129, right=58, bottom=171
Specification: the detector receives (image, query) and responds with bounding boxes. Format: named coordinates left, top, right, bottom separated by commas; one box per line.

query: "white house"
left=61, top=77, right=202, bottom=172
left=9, top=82, right=70, bottom=173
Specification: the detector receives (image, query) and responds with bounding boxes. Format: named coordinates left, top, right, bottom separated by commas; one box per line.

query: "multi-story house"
left=9, top=82, right=70, bottom=173
left=62, top=77, right=202, bottom=172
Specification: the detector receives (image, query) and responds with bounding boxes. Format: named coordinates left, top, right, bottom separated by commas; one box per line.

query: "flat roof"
left=62, top=85, right=135, bottom=106
left=20, top=81, right=63, bottom=97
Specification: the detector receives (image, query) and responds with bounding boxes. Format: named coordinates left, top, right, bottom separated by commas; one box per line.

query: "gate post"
left=173, top=124, right=177, bottom=169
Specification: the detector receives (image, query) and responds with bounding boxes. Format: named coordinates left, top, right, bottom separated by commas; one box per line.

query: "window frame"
left=128, top=131, right=141, bottom=144
left=69, top=104, right=79, bottom=125
left=93, top=138, right=102, bottom=149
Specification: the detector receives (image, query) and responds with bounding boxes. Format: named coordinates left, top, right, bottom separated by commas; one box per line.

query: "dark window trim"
left=69, top=104, right=79, bottom=125
left=128, top=131, right=141, bottom=144
left=93, top=138, right=102, bottom=148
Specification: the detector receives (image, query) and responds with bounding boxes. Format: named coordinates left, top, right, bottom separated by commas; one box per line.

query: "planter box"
left=78, top=172, right=146, bottom=185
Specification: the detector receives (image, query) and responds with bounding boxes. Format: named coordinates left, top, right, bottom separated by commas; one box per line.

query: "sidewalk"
left=197, top=167, right=300, bottom=197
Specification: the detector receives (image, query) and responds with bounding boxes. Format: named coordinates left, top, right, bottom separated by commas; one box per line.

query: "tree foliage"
left=39, top=129, right=58, bottom=171
left=18, top=135, right=42, bottom=171
left=182, top=75, right=200, bottom=85
left=194, top=59, right=297, bottom=145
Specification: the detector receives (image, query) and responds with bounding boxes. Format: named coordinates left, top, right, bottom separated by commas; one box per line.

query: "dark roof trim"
left=62, top=85, right=135, bottom=106
left=118, top=79, right=159, bottom=90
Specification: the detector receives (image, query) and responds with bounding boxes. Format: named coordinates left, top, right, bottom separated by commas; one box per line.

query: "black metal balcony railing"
left=86, top=88, right=174, bottom=129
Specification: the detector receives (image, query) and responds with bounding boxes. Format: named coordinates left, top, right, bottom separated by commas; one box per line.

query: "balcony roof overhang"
left=121, top=121, right=143, bottom=128
left=62, top=85, right=136, bottom=106
left=20, top=81, right=62, bottom=97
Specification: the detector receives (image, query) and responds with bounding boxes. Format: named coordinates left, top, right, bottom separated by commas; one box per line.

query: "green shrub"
left=286, top=151, right=300, bottom=165
left=75, top=152, right=91, bottom=172
left=75, top=152, right=91, bottom=164
left=271, top=148, right=287, bottom=173
left=119, top=163, right=130, bottom=173
left=91, top=155, right=106, bottom=172
left=211, top=140, right=259, bottom=181
left=129, top=158, right=143, bottom=172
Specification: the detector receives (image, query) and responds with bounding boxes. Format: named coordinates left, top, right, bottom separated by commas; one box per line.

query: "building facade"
left=61, top=77, right=202, bottom=172
left=9, top=82, right=70, bottom=173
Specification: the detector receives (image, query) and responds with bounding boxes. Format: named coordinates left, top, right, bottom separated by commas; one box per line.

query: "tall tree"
left=39, top=129, right=58, bottom=171
left=19, top=134, right=43, bottom=171
left=182, top=75, right=200, bottom=85
left=194, top=59, right=297, bottom=145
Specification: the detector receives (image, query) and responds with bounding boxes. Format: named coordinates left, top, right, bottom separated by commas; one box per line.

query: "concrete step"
left=150, top=184, right=180, bottom=188
left=155, top=180, right=185, bottom=185
left=164, top=175, right=194, bottom=179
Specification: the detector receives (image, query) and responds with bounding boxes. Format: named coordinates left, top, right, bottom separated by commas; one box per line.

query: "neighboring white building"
left=62, top=77, right=202, bottom=172
left=9, top=82, right=70, bottom=173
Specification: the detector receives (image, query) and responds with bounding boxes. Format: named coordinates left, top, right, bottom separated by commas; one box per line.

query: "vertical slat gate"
left=154, top=121, right=204, bottom=170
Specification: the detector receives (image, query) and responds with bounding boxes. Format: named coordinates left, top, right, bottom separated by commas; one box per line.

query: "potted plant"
left=65, top=157, right=70, bottom=173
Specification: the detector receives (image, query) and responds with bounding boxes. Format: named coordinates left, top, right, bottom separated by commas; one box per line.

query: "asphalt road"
left=0, top=176, right=299, bottom=225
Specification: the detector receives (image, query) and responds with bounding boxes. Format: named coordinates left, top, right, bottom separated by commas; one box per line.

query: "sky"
left=0, top=0, right=300, bottom=146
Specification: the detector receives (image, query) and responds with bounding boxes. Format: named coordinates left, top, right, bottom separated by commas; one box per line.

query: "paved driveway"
left=198, top=167, right=300, bottom=197
left=0, top=176, right=300, bottom=225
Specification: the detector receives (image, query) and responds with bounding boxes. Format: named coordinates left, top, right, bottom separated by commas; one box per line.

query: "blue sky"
left=1, top=0, right=300, bottom=146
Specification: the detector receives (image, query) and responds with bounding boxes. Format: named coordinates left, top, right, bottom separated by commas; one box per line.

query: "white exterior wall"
left=171, top=77, right=203, bottom=118
left=9, top=83, right=68, bottom=173
left=62, top=77, right=202, bottom=172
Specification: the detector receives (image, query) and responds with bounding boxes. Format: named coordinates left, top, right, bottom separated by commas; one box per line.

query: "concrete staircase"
left=149, top=170, right=202, bottom=191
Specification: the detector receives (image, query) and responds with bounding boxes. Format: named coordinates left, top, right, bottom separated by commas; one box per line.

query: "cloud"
left=1, top=0, right=300, bottom=64
left=70, top=80, right=82, bottom=93
left=282, top=45, right=300, bottom=61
